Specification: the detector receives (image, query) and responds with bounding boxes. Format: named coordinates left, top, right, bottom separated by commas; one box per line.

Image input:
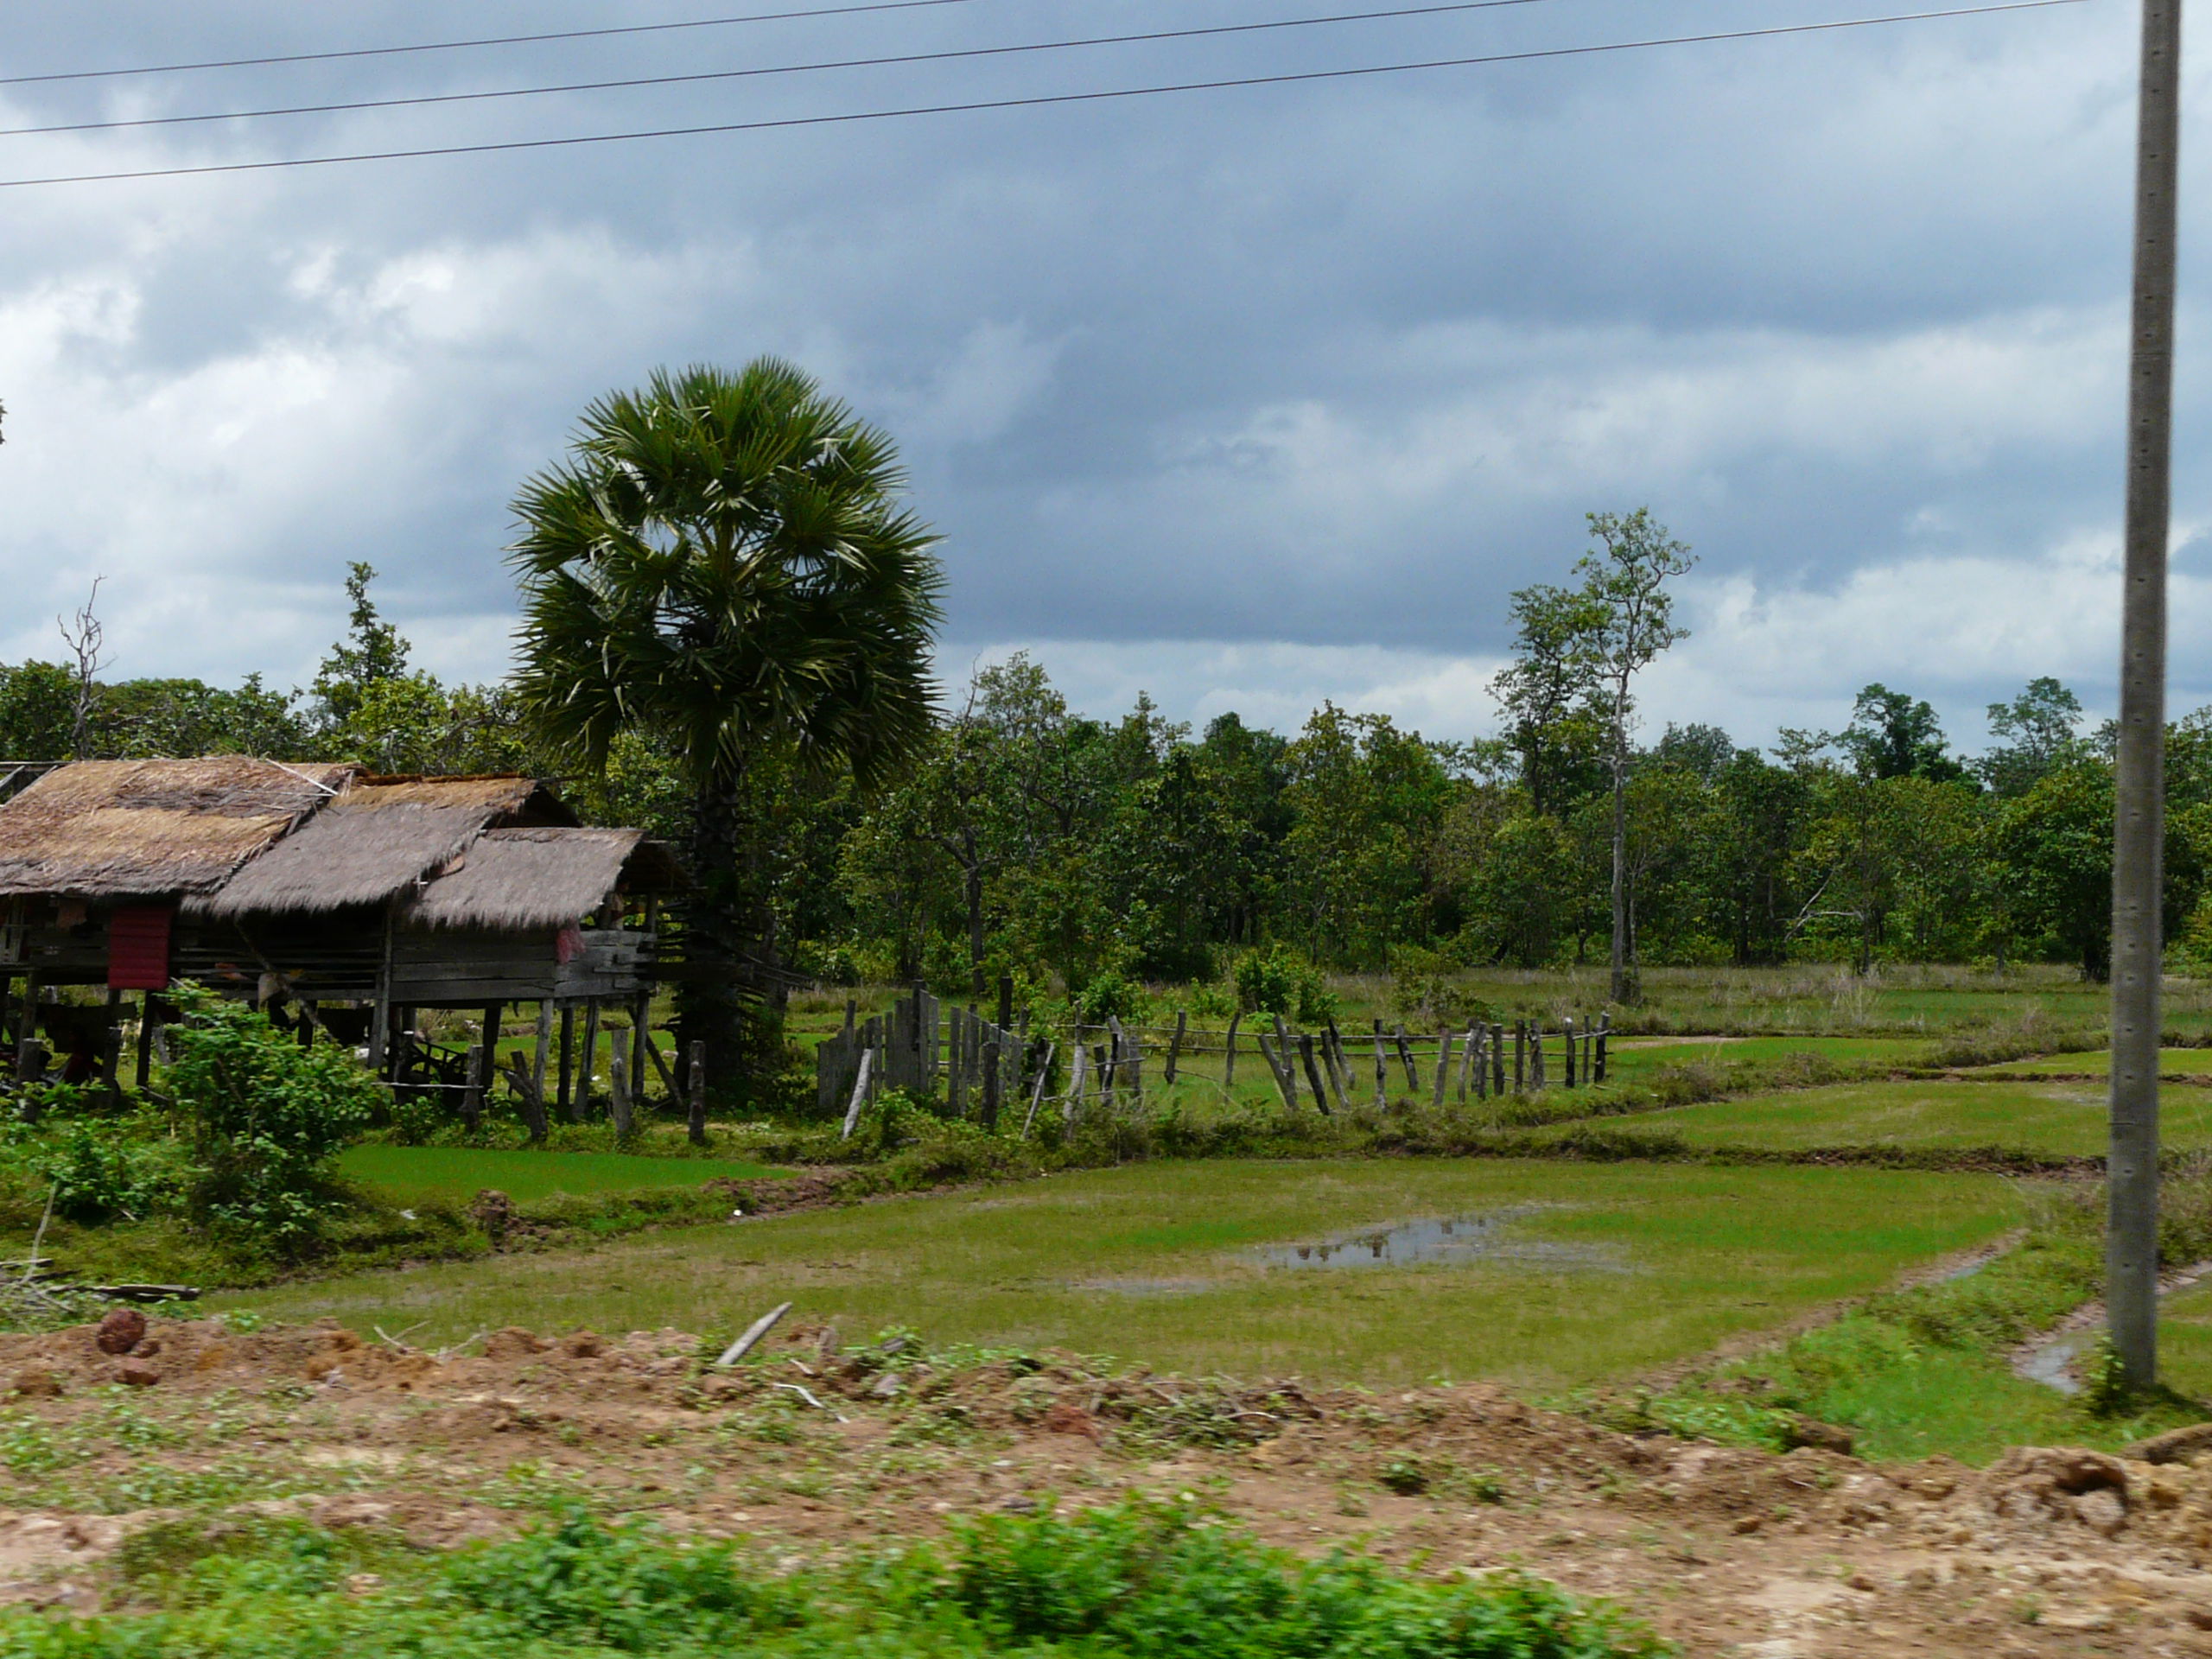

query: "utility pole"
left=2109, top=0, right=2183, bottom=1389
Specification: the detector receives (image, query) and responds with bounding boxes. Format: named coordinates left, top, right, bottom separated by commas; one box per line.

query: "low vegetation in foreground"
left=0, top=1500, right=1666, bottom=1659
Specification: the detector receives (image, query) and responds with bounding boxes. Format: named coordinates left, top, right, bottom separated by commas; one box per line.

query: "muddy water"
left=1252, top=1211, right=1622, bottom=1273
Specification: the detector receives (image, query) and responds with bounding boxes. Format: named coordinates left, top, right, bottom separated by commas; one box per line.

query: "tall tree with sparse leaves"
left=509, top=360, right=944, bottom=1098
left=1576, top=509, right=1694, bottom=1006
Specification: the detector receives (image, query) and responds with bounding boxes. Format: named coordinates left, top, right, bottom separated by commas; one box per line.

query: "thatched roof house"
left=0, top=760, right=680, bottom=1085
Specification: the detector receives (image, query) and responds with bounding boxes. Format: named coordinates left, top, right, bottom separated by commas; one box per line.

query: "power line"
left=0, top=1, right=2083, bottom=191
left=0, top=0, right=991, bottom=89
left=0, top=0, right=1565, bottom=142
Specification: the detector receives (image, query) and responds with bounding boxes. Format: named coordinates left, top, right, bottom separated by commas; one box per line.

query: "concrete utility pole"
left=2110, top=0, right=2183, bottom=1389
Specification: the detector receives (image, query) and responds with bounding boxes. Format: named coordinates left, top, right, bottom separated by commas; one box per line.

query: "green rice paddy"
left=221, top=1158, right=2019, bottom=1390
left=1607, top=1078, right=2212, bottom=1157
left=337, top=1144, right=785, bottom=1206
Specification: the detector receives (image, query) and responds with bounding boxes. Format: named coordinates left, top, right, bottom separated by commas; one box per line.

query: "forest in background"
left=2, top=563, right=2203, bottom=1013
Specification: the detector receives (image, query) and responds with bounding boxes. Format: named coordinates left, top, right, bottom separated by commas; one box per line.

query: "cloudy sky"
left=0, top=0, right=2196, bottom=753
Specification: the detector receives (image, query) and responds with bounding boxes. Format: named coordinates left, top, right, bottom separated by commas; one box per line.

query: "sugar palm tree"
left=510, top=359, right=943, bottom=1096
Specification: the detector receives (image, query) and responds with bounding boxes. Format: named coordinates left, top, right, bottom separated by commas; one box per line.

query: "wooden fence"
left=813, top=997, right=1611, bottom=1135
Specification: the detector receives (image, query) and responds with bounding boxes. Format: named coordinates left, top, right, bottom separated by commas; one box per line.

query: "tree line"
left=0, top=358, right=2190, bottom=1101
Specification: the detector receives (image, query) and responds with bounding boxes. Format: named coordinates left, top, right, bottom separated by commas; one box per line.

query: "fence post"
left=1257, top=1033, right=1299, bottom=1112
left=841, top=1047, right=874, bottom=1138
left=1513, top=1022, right=1525, bottom=1093
left=1322, top=1024, right=1351, bottom=1112
left=982, top=1038, right=1002, bottom=1134
left=1224, top=1012, right=1243, bottom=1090
left=1431, top=1031, right=1452, bottom=1109
left=687, top=1039, right=708, bottom=1144
left=1372, top=1020, right=1389, bottom=1106
left=1456, top=1027, right=1475, bottom=1103
left=609, top=1049, right=633, bottom=1141
left=1065, top=1042, right=1088, bottom=1126
left=1595, top=1015, right=1609, bottom=1084
left=1393, top=1026, right=1420, bottom=1092
left=1563, top=1016, right=1577, bottom=1088
left=461, top=1043, right=486, bottom=1131
left=1298, top=1033, right=1332, bottom=1116
left=1021, top=1041, right=1054, bottom=1137
left=1165, top=1010, right=1187, bottom=1084
left=1531, top=1024, right=1547, bottom=1090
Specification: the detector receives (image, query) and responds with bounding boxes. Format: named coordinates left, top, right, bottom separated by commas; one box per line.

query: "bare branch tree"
left=57, top=577, right=109, bottom=760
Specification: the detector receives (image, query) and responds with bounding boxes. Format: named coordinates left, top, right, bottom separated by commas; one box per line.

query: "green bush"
left=28, top=1116, right=188, bottom=1224
left=164, top=985, right=381, bottom=1249
left=1073, top=969, right=1147, bottom=1026
left=0, top=1500, right=1671, bottom=1658
left=1232, top=946, right=1336, bottom=1025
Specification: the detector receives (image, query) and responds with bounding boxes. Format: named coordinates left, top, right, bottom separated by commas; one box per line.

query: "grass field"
left=1967, top=1049, right=2212, bottom=1078
left=1599, top=1034, right=1932, bottom=1081
left=2154, top=1279, right=2212, bottom=1401
left=219, top=1159, right=2020, bottom=1390
left=337, top=1145, right=785, bottom=1205
left=1605, top=1078, right=2212, bottom=1157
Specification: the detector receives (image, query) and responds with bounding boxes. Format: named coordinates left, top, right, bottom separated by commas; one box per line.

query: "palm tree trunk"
left=676, top=768, right=751, bottom=1102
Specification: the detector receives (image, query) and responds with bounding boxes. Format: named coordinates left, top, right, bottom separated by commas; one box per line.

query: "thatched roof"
left=193, top=776, right=577, bottom=919
left=0, top=759, right=354, bottom=898
left=402, top=828, right=683, bottom=931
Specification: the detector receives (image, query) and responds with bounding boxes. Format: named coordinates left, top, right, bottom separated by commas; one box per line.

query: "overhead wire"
left=0, top=0, right=992, bottom=89
left=0, top=0, right=1567, bottom=140
left=0, top=0, right=2083, bottom=191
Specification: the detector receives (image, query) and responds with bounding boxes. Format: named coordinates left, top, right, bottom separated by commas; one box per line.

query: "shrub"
left=1389, top=947, right=1495, bottom=1030
left=164, top=985, right=381, bottom=1249
left=1073, top=969, right=1147, bottom=1026
left=1233, top=946, right=1336, bottom=1025
left=29, top=1116, right=188, bottom=1223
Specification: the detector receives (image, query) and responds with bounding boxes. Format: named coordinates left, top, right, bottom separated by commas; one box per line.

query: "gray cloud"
left=0, top=0, right=2183, bottom=753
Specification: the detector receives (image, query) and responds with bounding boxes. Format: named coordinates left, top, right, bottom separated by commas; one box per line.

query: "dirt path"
left=0, top=1314, right=2209, bottom=1654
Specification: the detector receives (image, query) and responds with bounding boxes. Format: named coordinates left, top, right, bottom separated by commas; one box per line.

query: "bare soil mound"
left=0, top=1314, right=2208, bottom=1653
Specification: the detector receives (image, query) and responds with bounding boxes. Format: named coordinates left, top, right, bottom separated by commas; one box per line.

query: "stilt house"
left=0, top=758, right=679, bottom=1103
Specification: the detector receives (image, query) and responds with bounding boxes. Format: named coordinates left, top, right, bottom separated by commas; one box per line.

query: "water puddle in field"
left=2012, top=1257, right=2212, bottom=1395
left=1252, top=1210, right=1622, bottom=1273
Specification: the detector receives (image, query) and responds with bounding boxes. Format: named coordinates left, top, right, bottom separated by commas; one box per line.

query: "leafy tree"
left=1838, top=683, right=1967, bottom=783
left=0, top=661, right=76, bottom=759
left=509, top=360, right=943, bottom=1096
left=1490, top=583, right=1608, bottom=817
left=1979, top=677, right=2087, bottom=796
left=1575, top=508, right=1695, bottom=1004
left=310, top=563, right=410, bottom=729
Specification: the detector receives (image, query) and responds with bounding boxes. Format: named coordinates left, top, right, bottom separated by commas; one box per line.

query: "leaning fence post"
left=1165, top=1010, right=1187, bottom=1084
left=1371, top=1020, right=1389, bottom=1107
left=1257, top=1033, right=1299, bottom=1112
left=1065, top=1041, right=1088, bottom=1127
left=1431, top=1030, right=1452, bottom=1109
left=1021, top=1041, right=1055, bottom=1137
left=1393, top=1026, right=1420, bottom=1092
left=841, top=1048, right=874, bottom=1138
left=1298, top=1033, right=1332, bottom=1116
left=1456, top=1027, right=1475, bottom=1103
left=1224, top=1012, right=1243, bottom=1091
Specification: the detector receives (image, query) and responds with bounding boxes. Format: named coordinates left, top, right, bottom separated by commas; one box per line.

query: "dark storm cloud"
left=0, top=0, right=2179, bottom=746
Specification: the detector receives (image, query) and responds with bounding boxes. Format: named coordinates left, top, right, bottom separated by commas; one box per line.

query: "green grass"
left=1968, top=1048, right=2212, bottom=1078
left=216, top=1159, right=2020, bottom=1391
left=337, top=1145, right=785, bottom=1206
left=1599, top=1034, right=1931, bottom=1082
left=1617, top=1078, right=2212, bottom=1157
left=7, top=1502, right=1669, bottom=1659
left=2149, top=1278, right=2212, bottom=1401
